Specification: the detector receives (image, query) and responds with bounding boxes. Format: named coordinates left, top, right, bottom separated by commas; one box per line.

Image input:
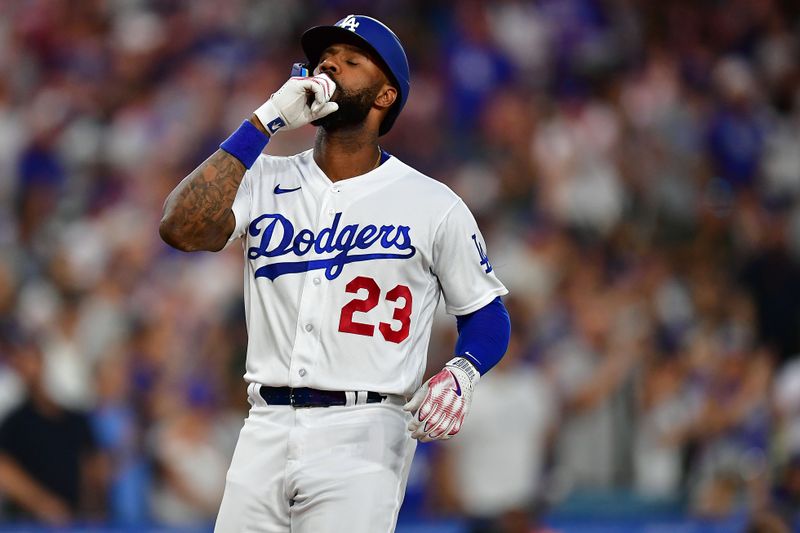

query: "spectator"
left=706, top=57, right=766, bottom=192
left=442, top=0, right=515, bottom=134
left=774, top=355, right=800, bottom=456
left=686, top=342, right=773, bottom=516
left=633, top=355, right=697, bottom=498
left=769, top=455, right=800, bottom=529
left=745, top=511, right=791, bottom=533
left=90, top=351, right=150, bottom=525
left=148, top=379, right=234, bottom=525
left=0, top=333, right=107, bottom=524
left=548, top=270, right=645, bottom=490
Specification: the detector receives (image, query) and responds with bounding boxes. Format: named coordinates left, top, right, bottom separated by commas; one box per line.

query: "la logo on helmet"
left=338, top=15, right=360, bottom=32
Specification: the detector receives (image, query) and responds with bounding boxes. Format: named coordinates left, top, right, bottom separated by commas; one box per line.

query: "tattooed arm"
left=159, top=74, right=339, bottom=252
left=159, top=117, right=266, bottom=252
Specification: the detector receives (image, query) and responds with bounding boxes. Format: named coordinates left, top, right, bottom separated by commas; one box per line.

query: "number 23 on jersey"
left=338, top=276, right=412, bottom=344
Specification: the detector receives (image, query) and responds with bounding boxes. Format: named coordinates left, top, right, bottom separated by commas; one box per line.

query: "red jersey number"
left=338, top=276, right=413, bottom=344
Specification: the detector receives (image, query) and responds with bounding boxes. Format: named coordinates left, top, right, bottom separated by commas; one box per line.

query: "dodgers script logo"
left=247, top=213, right=416, bottom=281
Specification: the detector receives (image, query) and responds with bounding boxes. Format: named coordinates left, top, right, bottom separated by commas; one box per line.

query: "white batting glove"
left=254, top=73, right=339, bottom=135
left=404, top=357, right=480, bottom=442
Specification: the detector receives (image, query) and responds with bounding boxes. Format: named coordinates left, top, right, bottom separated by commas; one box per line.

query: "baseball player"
left=159, top=14, right=511, bottom=533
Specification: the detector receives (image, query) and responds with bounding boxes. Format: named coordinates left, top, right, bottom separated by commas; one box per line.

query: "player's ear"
left=374, top=85, right=397, bottom=111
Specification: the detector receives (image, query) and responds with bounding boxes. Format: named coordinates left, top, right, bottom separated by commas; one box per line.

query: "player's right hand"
left=254, top=73, right=339, bottom=135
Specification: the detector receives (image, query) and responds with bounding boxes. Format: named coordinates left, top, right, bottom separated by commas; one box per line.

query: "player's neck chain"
left=371, top=147, right=382, bottom=172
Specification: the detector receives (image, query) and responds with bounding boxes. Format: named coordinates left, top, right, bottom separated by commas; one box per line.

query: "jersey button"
left=313, top=277, right=321, bottom=286
left=327, top=208, right=335, bottom=216
left=304, top=324, right=313, bottom=332
left=298, top=368, right=307, bottom=377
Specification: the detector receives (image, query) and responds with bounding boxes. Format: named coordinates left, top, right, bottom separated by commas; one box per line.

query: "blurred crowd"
left=1, top=0, right=800, bottom=530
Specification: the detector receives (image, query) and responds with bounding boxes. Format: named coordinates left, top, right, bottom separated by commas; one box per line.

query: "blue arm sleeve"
left=454, top=296, right=511, bottom=375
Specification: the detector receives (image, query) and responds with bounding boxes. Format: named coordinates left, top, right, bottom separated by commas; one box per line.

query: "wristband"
left=220, top=120, right=269, bottom=169
left=445, top=357, right=480, bottom=385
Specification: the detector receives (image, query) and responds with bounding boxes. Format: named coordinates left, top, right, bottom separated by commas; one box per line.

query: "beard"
left=311, top=80, right=382, bottom=132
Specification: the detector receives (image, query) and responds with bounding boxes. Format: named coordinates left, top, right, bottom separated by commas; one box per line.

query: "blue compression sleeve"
left=454, top=296, right=511, bottom=375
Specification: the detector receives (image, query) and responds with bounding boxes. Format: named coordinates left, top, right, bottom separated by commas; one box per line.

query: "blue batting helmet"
left=301, top=14, right=410, bottom=136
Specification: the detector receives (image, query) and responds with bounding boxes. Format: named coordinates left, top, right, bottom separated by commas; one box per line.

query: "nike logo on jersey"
left=247, top=212, right=416, bottom=281
left=274, top=184, right=302, bottom=194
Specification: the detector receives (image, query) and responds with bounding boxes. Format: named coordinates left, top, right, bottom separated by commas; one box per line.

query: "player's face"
left=311, top=43, right=396, bottom=131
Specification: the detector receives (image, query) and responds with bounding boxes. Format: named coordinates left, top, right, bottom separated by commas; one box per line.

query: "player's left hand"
left=403, top=357, right=480, bottom=442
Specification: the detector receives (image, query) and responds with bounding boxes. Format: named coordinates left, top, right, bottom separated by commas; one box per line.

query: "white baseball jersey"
left=226, top=148, right=507, bottom=396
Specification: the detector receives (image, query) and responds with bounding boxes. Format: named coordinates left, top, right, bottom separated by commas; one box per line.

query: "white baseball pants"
left=214, top=385, right=417, bottom=533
